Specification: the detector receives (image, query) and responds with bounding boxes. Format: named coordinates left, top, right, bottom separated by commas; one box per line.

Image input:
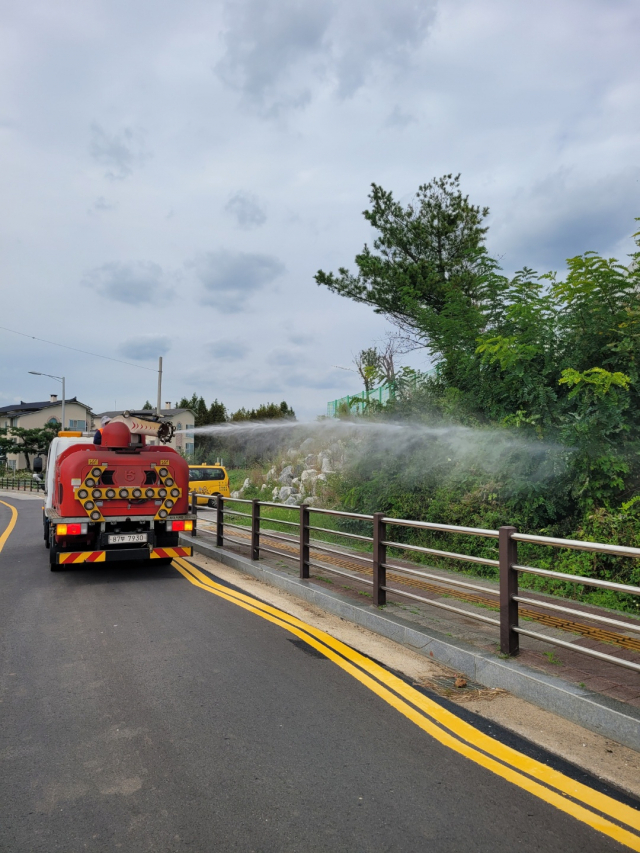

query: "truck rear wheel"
left=49, top=541, right=62, bottom=571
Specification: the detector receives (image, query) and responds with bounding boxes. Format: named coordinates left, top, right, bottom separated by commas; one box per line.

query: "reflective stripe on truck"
left=57, top=546, right=193, bottom=563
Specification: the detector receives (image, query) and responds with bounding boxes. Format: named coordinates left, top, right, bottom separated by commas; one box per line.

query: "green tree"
left=208, top=399, right=227, bottom=423
left=7, top=425, right=59, bottom=472
left=0, top=428, right=17, bottom=465
left=178, top=393, right=209, bottom=427
left=315, top=175, right=493, bottom=388
left=141, top=400, right=153, bottom=410
left=229, top=401, right=296, bottom=421
left=354, top=348, right=381, bottom=394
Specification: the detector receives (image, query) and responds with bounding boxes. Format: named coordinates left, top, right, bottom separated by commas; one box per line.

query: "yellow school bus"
left=188, top=464, right=230, bottom=506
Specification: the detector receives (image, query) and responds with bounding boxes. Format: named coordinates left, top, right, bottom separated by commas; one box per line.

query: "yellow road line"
left=173, top=556, right=640, bottom=850
left=0, top=500, right=18, bottom=555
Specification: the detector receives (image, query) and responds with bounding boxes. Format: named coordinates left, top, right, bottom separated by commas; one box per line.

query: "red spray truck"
left=42, top=416, right=195, bottom=570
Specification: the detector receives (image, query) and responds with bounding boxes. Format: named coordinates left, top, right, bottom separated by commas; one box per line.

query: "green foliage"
left=229, top=401, right=295, bottom=421
left=178, top=393, right=210, bottom=426
left=208, top=399, right=227, bottom=423
left=0, top=425, right=59, bottom=471
left=315, top=175, right=490, bottom=349
left=354, top=348, right=381, bottom=393
left=558, top=367, right=631, bottom=397
left=318, top=181, right=640, bottom=608
left=0, top=428, right=15, bottom=462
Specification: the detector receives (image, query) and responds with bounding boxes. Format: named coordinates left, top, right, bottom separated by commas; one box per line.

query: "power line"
left=0, top=325, right=159, bottom=372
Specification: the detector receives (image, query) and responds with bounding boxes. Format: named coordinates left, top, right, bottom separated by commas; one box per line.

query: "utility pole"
left=156, top=356, right=163, bottom=416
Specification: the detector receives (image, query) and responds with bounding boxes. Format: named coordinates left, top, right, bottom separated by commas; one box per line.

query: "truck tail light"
left=56, top=523, right=88, bottom=536
left=167, top=520, right=193, bottom=532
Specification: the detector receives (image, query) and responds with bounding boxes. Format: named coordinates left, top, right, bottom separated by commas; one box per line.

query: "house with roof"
left=92, top=403, right=195, bottom=457
left=0, top=395, right=94, bottom=471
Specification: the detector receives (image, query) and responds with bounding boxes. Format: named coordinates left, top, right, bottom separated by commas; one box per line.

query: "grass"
left=543, top=650, right=562, bottom=665
left=227, top=468, right=251, bottom=491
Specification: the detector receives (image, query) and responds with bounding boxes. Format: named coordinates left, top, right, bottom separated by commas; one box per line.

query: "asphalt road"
left=1, top=496, right=637, bottom=853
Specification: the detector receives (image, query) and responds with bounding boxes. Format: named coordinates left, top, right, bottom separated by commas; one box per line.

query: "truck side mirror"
left=33, top=456, right=43, bottom=474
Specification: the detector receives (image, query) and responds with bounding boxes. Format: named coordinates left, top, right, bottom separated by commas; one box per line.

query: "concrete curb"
left=181, top=535, right=640, bottom=752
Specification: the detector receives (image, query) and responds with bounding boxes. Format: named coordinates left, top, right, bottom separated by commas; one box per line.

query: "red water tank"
left=101, top=421, right=131, bottom=448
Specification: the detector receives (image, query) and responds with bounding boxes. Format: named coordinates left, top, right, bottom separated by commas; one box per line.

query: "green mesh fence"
left=327, top=371, right=436, bottom=417
left=326, top=381, right=400, bottom=417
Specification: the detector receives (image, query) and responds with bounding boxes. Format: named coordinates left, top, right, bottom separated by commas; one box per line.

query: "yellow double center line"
left=173, top=555, right=640, bottom=851
left=0, top=500, right=18, bottom=555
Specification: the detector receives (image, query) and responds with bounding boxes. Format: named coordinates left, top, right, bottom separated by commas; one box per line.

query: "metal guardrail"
left=0, top=477, right=45, bottom=493
left=208, top=497, right=640, bottom=674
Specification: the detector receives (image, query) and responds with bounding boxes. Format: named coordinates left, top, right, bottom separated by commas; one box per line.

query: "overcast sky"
left=1, top=0, right=639, bottom=420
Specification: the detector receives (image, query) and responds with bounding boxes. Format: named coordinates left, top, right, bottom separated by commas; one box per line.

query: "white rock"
left=321, top=457, right=333, bottom=473
left=284, top=493, right=302, bottom=506
left=303, top=497, right=317, bottom=506
left=301, top=468, right=318, bottom=482
left=291, top=477, right=300, bottom=487
left=278, top=465, right=293, bottom=485
left=243, top=478, right=251, bottom=489
left=272, top=487, right=279, bottom=500
left=316, top=473, right=327, bottom=483
left=266, top=467, right=277, bottom=482
left=231, top=490, right=241, bottom=498
left=278, top=486, right=293, bottom=501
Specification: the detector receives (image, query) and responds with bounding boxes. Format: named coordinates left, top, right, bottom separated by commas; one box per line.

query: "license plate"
left=108, top=533, right=148, bottom=544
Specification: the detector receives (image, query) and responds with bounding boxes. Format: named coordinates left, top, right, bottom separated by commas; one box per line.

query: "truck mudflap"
left=57, top=546, right=193, bottom=564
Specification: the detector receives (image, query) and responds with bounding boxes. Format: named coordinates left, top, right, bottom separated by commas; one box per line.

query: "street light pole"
left=28, top=371, right=66, bottom=429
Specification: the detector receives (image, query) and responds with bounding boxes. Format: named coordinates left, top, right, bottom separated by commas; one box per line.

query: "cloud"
left=225, top=191, right=267, bottom=228
left=266, top=348, right=303, bottom=367
left=208, top=340, right=251, bottom=360
left=82, top=261, right=170, bottom=304
left=120, top=336, right=171, bottom=360
left=285, top=368, right=346, bottom=390
left=90, top=196, right=117, bottom=213
left=191, top=250, right=285, bottom=312
left=384, top=105, right=417, bottom=129
left=288, top=332, right=312, bottom=346
left=89, top=123, right=149, bottom=180
left=492, top=166, right=640, bottom=272
left=216, top=0, right=435, bottom=112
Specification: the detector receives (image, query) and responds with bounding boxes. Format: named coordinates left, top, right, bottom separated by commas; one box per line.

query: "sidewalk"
left=188, top=515, right=640, bottom=748
left=0, top=489, right=44, bottom=502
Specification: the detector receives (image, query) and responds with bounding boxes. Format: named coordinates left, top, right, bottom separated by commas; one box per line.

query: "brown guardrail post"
left=216, top=496, right=224, bottom=547
left=190, top=491, right=197, bottom=537
left=300, top=503, right=310, bottom=579
left=499, top=526, right=519, bottom=656
left=373, top=512, right=387, bottom=606
left=251, top=499, right=260, bottom=561
left=190, top=491, right=198, bottom=535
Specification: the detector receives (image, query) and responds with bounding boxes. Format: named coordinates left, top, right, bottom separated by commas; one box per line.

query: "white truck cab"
left=44, top=434, right=94, bottom=511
